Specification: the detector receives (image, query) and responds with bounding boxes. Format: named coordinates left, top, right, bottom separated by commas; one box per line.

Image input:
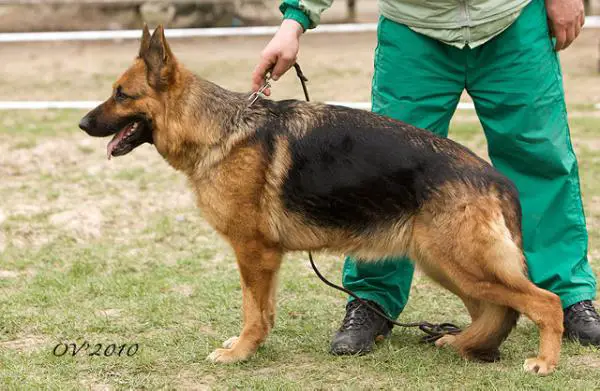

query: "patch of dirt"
left=171, top=284, right=194, bottom=297
left=0, top=138, right=83, bottom=180
left=174, top=371, right=215, bottom=391
left=49, top=205, right=104, bottom=242
left=588, top=141, right=600, bottom=151
left=568, top=354, right=600, bottom=368
left=0, top=335, right=48, bottom=352
left=79, top=378, right=114, bottom=391
left=587, top=196, right=600, bottom=232
left=0, top=269, right=18, bottom=278
left=574, top=137, right=600, bottom=152
left=0, top=131, right=204, bottom=250
left=95, top=309, right=122, bottom=319
left=0, top=208, right=5, bottom=252
left=89, top=385, right=113, bottom=391
left=6, top=224, right=56, bottom=249
left=198, top=325, right=218, bottom=337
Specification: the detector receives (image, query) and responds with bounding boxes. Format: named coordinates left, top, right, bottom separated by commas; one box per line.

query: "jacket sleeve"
left=280, top=0, right=335, bottom=30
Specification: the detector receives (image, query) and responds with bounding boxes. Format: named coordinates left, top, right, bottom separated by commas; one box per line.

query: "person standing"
left=252, top=0, right=600, bottom=354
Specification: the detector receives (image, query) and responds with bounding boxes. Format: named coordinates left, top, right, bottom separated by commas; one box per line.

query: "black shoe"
left=330, top=299, right=393, bottom=355
left=564, top=300, right=600, bottom=346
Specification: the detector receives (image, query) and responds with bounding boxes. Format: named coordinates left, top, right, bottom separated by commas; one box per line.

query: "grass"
left=0, top=109, right=599, bottom=390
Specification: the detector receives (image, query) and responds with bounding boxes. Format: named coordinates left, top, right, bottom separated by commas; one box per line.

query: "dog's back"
left=247, top=100, right=520, bottom=252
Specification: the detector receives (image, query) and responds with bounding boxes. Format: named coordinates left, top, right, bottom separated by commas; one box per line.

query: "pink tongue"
left=106, top=125, right=131, bottom=160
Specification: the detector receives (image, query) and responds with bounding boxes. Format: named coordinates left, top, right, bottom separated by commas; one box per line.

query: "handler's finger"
left=574, top=18, right=582, bottom=41
left=553, top=26, right=567, bottom=51
left=271, top=55, right=296, bottom=82
left=252, top=57, right=275, bottom=92
left=563, top=25, right=577, bottom=50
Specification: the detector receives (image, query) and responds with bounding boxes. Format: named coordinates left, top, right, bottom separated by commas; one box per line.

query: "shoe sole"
left=330, top=332, right=390, bottom=356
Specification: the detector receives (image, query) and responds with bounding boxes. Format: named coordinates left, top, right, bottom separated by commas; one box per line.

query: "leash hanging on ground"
left=291, top=62, right=461, bottom=344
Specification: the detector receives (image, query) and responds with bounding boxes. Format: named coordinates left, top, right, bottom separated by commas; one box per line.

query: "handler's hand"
left=252, top=19, right=303, bottom=95
left=546, top=0, right=585, bottom=51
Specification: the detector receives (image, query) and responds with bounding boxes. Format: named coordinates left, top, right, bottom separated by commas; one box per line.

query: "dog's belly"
left=268, top=204, right=415, bottom=260
left=337, top=219, right=415, bottom=261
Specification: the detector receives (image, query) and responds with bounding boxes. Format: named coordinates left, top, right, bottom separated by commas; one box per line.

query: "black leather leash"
left=292, top=62, right=461, bottom=343
left=308, top=252, right=461, bottom=344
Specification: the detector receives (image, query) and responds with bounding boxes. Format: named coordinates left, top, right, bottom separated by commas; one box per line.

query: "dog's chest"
left=189, top=157, right=265, bottom=237
left=191, top=174, right=238, bottom=233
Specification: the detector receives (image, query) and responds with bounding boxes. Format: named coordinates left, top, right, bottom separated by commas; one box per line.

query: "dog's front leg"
left=207, top=239, right=282, bottom=363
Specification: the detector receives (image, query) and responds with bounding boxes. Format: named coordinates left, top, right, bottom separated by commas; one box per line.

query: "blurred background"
left=0, top=0, right=371, bottom=31
left=1, top=1, right=600, bottom=389
left=1, top=0, right=600, bottom=103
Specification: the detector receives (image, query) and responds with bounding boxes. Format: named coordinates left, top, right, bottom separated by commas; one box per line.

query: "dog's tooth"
left=125, top=122, right=137, bottom=137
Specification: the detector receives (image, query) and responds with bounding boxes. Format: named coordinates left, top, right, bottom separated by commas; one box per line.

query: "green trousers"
left=343, top=0, right=596, bottom=316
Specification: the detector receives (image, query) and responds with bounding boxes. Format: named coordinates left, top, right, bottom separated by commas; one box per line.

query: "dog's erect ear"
left=140, top=25, right=175, bottom=90
left=139, top=24, right=151, bottom=58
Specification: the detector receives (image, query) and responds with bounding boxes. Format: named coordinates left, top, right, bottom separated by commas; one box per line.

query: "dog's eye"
left=115, top=87, right=131, bottom=103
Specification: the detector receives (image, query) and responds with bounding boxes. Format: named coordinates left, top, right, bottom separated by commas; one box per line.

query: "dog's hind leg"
left=411, top=202, right=563, bottom=375
left=459, top=281, right=562, bottom=375
left=415, top=264, right=512, bottom=362
left=480, top=279, right=563, bottom=373
left=436, top=302, right=519, bottom=362
left=207, top=239, right=282, bottom=363
left=414, top=264, right=509, bottom=361
left=422, top=250, right=561, bottom=374
left=461, top=297, right=483, bottom=321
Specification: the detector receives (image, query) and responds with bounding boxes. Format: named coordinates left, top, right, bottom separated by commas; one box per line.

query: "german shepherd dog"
left=79, top=26, right=563, bottom=375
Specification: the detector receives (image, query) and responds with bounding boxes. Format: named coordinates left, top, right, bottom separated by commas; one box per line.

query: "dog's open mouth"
left=106, top=119, right=153, bottom=159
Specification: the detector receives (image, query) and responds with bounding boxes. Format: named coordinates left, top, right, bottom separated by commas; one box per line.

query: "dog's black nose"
left=79, top=116, right=91, bottom=132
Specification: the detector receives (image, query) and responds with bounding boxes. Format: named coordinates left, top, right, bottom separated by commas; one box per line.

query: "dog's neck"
left=157, top=69, right=258, bottom=174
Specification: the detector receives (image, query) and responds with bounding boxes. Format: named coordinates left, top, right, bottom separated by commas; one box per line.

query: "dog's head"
left=79, top=25, right=178, bottom=159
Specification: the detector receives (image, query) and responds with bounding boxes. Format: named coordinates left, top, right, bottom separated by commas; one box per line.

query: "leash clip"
left=248, top=73, right=271, bottom=107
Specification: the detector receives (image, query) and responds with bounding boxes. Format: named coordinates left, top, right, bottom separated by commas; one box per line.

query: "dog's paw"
left=206, top=348, right=244, bottom=364
left=523, top=357, right=555, bottom=376
left=222, top=336, right=239, bottom=349
left=435, top=334, right=457, bottom=348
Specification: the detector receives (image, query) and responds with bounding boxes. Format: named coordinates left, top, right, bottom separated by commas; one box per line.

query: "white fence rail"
left=1, top=17, right=599, bottom=43
left=0, top=23, right=377, bottom=43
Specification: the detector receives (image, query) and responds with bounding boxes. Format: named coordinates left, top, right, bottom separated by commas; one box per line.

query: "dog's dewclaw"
left=222, top=336, right=239, bottom=349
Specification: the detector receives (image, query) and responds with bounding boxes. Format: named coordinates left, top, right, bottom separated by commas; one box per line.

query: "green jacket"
left=281, top=0, right=532, bottom=48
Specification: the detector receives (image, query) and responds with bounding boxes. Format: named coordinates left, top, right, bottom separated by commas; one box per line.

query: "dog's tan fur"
left=80, top=26, right=564, bottom=375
